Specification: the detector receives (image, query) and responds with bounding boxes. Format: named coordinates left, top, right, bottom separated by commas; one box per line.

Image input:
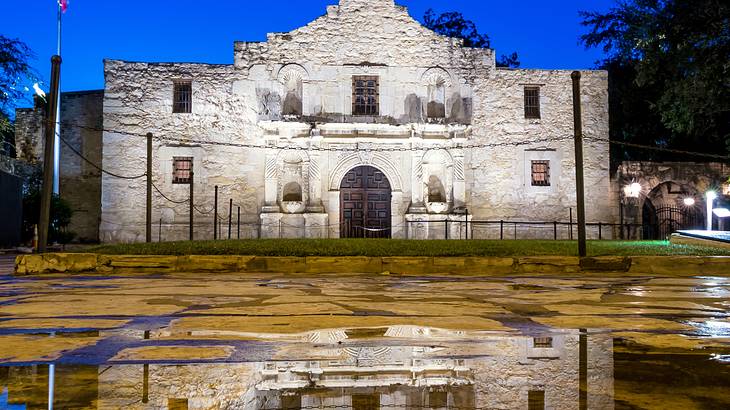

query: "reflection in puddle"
left=0, top=327, right=729, bottom=409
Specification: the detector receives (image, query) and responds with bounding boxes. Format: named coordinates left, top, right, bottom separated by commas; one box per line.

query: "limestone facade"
left=23, top=0, right=612, bottom=243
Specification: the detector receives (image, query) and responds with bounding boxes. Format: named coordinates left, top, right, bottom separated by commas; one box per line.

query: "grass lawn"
left=85, top=239, right=730, bottom=257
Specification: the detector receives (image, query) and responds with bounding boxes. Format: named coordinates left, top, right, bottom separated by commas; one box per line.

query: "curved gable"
left=235, top=0, right=494, bottom=70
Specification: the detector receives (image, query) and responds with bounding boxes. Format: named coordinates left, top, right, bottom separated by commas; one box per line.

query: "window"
left=173, top=80, right=192, bottom=113
left=533, top=337, right=553, bottom=348
left=352, top=76, right=379, bottom=115
left=172, top=157, right=193, bottom=184
left=524, top=86, right=541, bottom=119
left=168, top=398, right=189, bottom=410
left=531, top=160, right=550, bottom=187
left=528, top=390, right=545, bottom=410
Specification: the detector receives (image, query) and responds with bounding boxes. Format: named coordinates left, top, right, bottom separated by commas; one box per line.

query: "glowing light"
left=683, top=197, right=695, bottom=206
left=713, top=208, right=730, bottom=218
left=624, top=183, right=642, bottom=198
left=32, top=83, right=46, bottom=99
left=706, top=191, right=718, bottom=230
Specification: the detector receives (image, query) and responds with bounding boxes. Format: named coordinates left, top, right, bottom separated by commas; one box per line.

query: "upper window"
left=524, top=86, right=541, bottom=119
left=172, top=157, right=193, bottom=184
left=173, top=80, right=192, bottom=114
left=531, top=160, right=550, bottom=187
left=352, top=76, right=379, bottom=116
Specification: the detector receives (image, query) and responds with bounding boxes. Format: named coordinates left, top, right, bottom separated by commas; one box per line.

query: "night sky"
left=5, top=0, right=614, bottom=96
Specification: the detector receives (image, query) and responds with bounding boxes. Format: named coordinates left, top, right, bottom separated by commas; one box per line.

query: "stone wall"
left=468, top=68, right=612, bottom=228
left=60, top=91, right=104, bottom=242
left=97, top=0, right=612, bottom=242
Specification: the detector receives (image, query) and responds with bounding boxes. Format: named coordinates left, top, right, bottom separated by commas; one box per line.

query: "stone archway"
left=641, top=181, right=704, bottom=239
left=340, top=166, right=392, bottom=238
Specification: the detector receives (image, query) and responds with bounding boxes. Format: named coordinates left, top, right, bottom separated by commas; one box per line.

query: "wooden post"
left=146, top=133, right=152, bottom=242
left=572, top=71, right=587, bottom=257
left=38, top=56, right=62, bottom=253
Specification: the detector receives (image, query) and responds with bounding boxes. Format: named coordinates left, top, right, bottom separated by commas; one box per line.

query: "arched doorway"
left=641, top=181, right=704, bottom=239
left=340, top=166, right=392, bottom=238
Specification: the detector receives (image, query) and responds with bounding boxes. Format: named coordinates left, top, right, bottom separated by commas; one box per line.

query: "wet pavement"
left=0, top=263, right=729, bottom=409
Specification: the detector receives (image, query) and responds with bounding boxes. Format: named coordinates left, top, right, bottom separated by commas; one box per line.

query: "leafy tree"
left=423, top=9, right=521, bottom=68
left=21, top=167, right=76, bottom=245
left=580, top=0, right=730, bottom=162
left=0, top=35, right=36, bottom=134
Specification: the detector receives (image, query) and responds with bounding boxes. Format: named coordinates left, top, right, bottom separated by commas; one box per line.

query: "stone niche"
left=406, top=148, right=469, bottom=239
left=261, top=149, right=328, bottom=238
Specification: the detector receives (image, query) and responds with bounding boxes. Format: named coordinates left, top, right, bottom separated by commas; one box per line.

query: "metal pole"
left=572, top=71, right=587, bottom=257
left=146, top=133, right=152, bottom=243
left=213, top=185, right=218, bottom=240
left=500, top=220, right=504, bottom=240
left=465, top=208, right=469, bottom=240
left=570, top=208, right=574, bottom=240
left=48, top=363, right=55, bottom=410
left=158, top=218, right=162, bottom=242
left=554, top=221, right=558, bottom=240
left=38, top=56, right=62, bottom=253
left=228, top=199, right=233, bottom=240
left=189, top=171, right=194, bottom=241
left=237, top=206, right=241, bottom=239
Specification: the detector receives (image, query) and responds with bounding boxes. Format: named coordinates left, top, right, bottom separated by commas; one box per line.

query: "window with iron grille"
left=528, top=390, right=546, bottom=410
left=524, top=86, right=541, bottom=119
left=531, top=160, right=550, bottom=186
left=533, top=337, right=553, bottom=348
left=352, top=76, right=379, bottom=116
left=172, top=157, right=193, bottom=184
left=173, top=80, right=192, bottom=114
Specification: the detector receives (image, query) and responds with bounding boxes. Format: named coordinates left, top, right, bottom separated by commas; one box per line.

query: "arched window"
left=427, top=176, right=446, bottom=202
left=282, top=182, right=303, bottom=202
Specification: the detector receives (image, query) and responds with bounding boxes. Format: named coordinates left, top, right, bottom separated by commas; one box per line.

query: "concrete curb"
left=13, top=253, right=730, bottom=276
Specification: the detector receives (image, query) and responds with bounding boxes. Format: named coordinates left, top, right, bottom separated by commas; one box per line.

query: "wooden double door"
left=340, top=166, right=392, bottom=238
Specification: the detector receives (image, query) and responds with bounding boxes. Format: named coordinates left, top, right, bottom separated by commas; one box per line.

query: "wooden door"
left=340, top=166, right=392, bottom=238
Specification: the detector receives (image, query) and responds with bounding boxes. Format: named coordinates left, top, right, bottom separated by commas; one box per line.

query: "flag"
left=58, top=0, right=68, bottom=13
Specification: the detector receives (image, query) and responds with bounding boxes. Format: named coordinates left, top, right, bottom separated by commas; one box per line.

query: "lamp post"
left=706, top=191, right=717, bottom=231
left=621, top=183, right=642, bottom=239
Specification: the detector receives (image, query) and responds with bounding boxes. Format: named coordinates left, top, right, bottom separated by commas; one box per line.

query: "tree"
left=580, top=0, right=730, bottom=161
left=423, top=9, right=521, bottom=68
left=0, top=35, right=36, bottom=135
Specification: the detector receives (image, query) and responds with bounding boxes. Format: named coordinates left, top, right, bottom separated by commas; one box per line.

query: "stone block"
left=462, top=257, right=516, bottom=275
left=99, top=255, right=179, bottom=273
left=516, top=256, right=581, bottom=274
left=177, top=255, right=242, bottom=272
left=14, top=253, right=98, bottom=275
left=628, top=256, right=705, bottom=275
left=244, top=256, right=306, bottom=273
left=305, top=256, right=382, bottom=274
left=381, top=257, right=432, bottom=275
left=699, top=257, right=730, bottom=276
left=580, top=257, right=631, bottom=272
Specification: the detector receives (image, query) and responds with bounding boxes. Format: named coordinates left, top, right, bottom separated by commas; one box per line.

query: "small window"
left=173, top=80, right=192, bottom=113
left=534, top=337, right=553, bottom=348
left=531, top=160, right=550, bottom=187
left=524, top=86, right=541, bottom=119
left=352, top=76, right=379, bottom=116
left=172, top=157, right=193, bottom=184
left=528, top=390, right=545, bottom=410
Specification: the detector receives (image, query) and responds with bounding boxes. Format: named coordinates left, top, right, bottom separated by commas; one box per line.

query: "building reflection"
left=0, top=327, right=613, bottom=409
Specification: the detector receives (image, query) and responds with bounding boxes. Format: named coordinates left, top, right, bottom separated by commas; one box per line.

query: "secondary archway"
left=340, top=166, right=392, bottom=238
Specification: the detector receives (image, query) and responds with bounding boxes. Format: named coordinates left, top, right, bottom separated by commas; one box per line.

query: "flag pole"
left=53, top=1, right=62, bottom=194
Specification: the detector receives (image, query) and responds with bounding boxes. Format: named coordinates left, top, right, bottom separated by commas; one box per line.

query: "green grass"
left=84, top=239, right=730, bottom=257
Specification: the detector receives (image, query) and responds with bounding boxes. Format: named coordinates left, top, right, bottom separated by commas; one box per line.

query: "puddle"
left=0, top=327, right=728, bottom=409
left=1, top=273, right=729, bottom=408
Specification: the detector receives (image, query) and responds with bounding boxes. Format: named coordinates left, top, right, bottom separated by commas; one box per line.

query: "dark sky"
left=5, top=0, right=613, bottom=95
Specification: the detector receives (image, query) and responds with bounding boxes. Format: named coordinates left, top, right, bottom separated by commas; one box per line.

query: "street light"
left=625, top=183, right=642, bottom=198
left=706, top=191, right=718, bottom=231
left=683, top=197, right=696, bottom=207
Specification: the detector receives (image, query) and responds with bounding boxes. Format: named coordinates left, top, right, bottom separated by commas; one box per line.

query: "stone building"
left=17, top=0, right=612, bottom=243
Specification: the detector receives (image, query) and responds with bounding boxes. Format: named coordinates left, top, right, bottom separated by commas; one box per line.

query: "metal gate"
left=340, top=166, right=392, bottom=238
left=644, top=205, right=704, bottom=239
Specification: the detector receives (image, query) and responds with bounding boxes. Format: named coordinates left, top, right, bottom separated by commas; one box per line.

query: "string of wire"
left=57, top=120, right=730, bottom=160
left=56, top=131, right=147, bottom=179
